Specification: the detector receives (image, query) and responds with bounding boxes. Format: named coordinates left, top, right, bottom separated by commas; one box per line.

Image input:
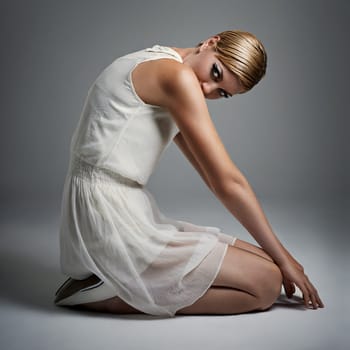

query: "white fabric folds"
left=58, top=45, right=237, bottom=317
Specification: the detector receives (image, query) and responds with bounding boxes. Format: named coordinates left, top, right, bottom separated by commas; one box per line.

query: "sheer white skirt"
left=58, top=156, right=237, bottom=317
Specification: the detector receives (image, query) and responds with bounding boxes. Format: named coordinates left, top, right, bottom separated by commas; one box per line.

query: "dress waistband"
left=68, top=156, right=143, bottom=188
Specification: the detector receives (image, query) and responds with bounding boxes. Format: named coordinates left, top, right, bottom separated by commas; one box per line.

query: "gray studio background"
left=0, top=1, right=348, bottom=350
left=1, top=0, right=348, bottom=207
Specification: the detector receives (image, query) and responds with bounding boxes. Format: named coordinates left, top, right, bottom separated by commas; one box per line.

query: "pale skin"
left=77, top=35, right=324, bottom=315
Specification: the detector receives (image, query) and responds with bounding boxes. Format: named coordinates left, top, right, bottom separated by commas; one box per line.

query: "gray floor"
left=0, top=197, right=348, bottom=350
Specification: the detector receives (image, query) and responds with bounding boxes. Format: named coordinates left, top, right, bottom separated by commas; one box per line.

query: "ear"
left=198, top=35, right=221, bottom=52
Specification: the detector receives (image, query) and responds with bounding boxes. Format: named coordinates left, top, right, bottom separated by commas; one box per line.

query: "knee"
left=256, top=263, right=283, bottom=311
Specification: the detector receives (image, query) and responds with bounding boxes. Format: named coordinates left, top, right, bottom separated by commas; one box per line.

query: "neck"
left=170, top=47, right=196, bottom=62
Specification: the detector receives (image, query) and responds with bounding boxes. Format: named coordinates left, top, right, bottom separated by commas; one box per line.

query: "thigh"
left=234, top=238, right=273, bottom=262
left=78, top=244, right=277, bottom=315
left=212, top=245, right=280, bottom=294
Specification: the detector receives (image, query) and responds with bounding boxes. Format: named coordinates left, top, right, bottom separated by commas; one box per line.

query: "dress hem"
left=170, top=237, right=237, bottom=317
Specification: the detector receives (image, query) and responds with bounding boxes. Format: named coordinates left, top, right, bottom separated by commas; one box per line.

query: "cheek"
left=193, top=66, right=203, bottom=81
left=207, top=93, right=220, bottom=100
left=193, top=59, right=208, bottom=80
left=197, top=66, right=210, bottom=83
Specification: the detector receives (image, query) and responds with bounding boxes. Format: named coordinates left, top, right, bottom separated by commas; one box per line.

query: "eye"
left=212, top=62, right=221, bottom=81
left=219, top=89, right=229, bottom=98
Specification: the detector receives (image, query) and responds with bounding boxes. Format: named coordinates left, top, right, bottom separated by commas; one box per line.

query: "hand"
left=279, top=259, right=324, bottom=309
left=282, top=257, right=303, bottom=298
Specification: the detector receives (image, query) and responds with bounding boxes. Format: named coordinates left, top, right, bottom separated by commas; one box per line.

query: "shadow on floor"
left=0, top=252, right=65, bottom=314
left=0, top=251, right=177, bottom=320
left=0, top=251, right=306, bottom=319
left=272, top=295, right=306, bottom=310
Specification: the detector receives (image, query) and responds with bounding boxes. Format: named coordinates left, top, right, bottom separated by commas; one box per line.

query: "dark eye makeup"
left=212, top=63, right=231, bottom=98
left=219, top=89, right=230, bottom=98
left=212, top=62, right=222, bottom=81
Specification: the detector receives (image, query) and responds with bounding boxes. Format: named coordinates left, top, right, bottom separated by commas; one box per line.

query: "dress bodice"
left=69, top=44, right=183, bottom=185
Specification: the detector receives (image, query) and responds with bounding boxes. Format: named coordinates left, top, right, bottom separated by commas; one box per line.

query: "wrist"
left=273, top=255, right=292, bottom=269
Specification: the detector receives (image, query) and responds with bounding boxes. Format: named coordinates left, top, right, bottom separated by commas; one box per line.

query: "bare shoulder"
left=158, top=60, right=199, bottom=92
left=131, top=58, right=198, bottom=107
left=157, top=60, right=203, bottom=107
left=133, top=57, right=246, bottom=191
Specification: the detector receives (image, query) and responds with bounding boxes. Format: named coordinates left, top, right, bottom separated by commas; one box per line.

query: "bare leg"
left=77, top=240, right=282, bottom=315
left=177, top=287, right=261, bottom=315
left=233, top=238, right=274, bottom=262
left=176, top=244, right=282, bottom=315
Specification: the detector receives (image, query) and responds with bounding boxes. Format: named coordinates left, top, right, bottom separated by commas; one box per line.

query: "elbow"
left=212, top=176, right=249, bottom=199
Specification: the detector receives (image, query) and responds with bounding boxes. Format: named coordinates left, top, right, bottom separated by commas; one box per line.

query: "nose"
left=200, top=82, right=213, bottom=96
left=200, top=81, right=221, bottom=99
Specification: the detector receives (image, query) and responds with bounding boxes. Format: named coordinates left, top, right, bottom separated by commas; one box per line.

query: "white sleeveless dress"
left=58, top=44, right=237, bottom=317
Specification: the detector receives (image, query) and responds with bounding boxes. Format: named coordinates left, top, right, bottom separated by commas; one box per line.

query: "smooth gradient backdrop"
left=0, top=0, right=348, bottom=206
left=0, top=1, right=348, bottom=350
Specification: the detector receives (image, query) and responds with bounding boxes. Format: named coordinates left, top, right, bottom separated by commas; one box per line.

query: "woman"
left=54, top=30, right=324, bottom=317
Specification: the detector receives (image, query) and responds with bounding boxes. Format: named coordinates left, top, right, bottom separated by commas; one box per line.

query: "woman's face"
left=184, top=38, right=243, bottom=100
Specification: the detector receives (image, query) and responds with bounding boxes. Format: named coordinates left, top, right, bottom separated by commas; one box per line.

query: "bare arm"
left=160, top=65, right=290, bottom=265
left=132, top=59, right=282, bottom=253
left=173, top=132, right=214, bottom=191
left=174, top=116, right=293, bottom=266
left=173, top=128, right=290, bottom=263
left=132, top=59, right=323, bottom=308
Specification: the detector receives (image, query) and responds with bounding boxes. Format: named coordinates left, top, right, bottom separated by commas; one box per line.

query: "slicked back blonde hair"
left=200, top=30, right=267, bottom=93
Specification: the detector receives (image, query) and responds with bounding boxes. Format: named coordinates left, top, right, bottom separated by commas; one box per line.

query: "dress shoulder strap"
left=144, top=44, right=183, bottom=63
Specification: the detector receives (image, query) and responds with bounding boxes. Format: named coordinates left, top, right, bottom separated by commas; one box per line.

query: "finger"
left=305, top=277, right=324, bottom=308
left=304, top=281, right=318, bottom=309
left=286, top=281, right=295, bottom=298
left=310, top=292, right=318, bottom=309
left=283, top=279, right=294, bottom=298
left=316, top=291, right=325, bottom=308
left=300, top=284, right=311, bottom=308
left=285, top=278, right=295, bottom=294
left=313, top=287, right=324, bottom=308
left=290, top=282, right=296, bottom=295
left=304, top=279, right=319, bottom=309
left=283, top=278, right=295, bottom=298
